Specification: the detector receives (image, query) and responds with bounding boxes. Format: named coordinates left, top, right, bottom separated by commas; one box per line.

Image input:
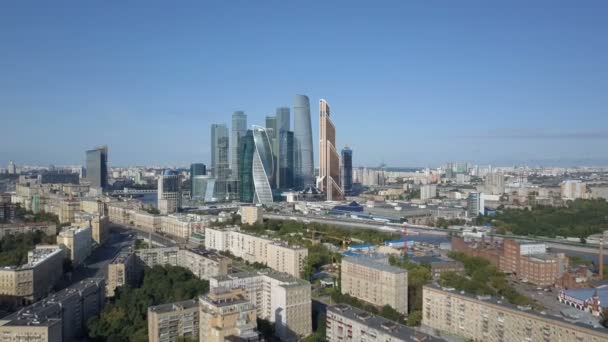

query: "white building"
left=57, top=225, right=92, bottom=265
left=420, top=184, right=437, bottom=201
left=561, top=180, right=587, bottom=200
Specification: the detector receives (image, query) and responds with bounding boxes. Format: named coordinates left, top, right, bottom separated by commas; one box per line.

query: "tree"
left=406, top=310, right=422, bottom=326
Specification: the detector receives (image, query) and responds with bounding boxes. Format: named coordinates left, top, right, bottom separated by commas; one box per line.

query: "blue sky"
left=1, top=1, right=607, bottom=167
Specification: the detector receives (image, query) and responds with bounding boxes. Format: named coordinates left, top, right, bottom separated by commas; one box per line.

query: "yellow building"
left=199, top=288, right=258, bottom=342
left=148, top=299, right=199, bottom=342
left=240, top=205, right=263, bottom=225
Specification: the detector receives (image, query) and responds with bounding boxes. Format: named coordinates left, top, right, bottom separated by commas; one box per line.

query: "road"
left=110, top=223, right=179, bottom=247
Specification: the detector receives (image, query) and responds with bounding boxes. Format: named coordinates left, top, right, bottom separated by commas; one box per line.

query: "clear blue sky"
left=1, top=1, right=607, bottom=168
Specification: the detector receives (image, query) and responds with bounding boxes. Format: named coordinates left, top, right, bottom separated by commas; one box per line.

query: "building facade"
left=318, top=99, right=343, bottom=201
left=157, top=170, right=181, bottom=214
left=231, top=111, right=247, bottom=182
left=293, top=94, right=314, bottom=188
left=135, top=247, right=231, bottom=280
left=240, top=205, right=263, bottom=225
left=57, top=226, right=92, bottom=266
left=340, top=256, right=408, bottom=314
left=190, top=163, right=207, bottom=199
left=340, top=146, right=353, bottom=196
left=199, top=288, right=258, bottom=342
left=85, top=146, right=108, bottom=190
left=148, top=299, right=199, bottom=342
left=211, top=123, right=230, bottom=200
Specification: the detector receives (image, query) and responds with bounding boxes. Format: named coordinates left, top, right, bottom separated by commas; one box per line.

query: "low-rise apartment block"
left=240, top=205, right=263, bottom=225
left=422, top=284, right=608, bottom=342
left=199, top=288, right=259, bottom=342
left=148, top=299, right=199, bottom=342
left=326, top=304, right=442, bottom=342
left=341, top=256, right=408, bottom=314
left=135, top=247, right=231, bottom=280
left=106, top=250, right=142, bottom=297
left=210, top=270, right=312, bottom=341
left=0, top=246, right=64, bottom=301
left=57, top=225, right=92, bottom=265
left=0, top=278, right=105, bottom=342
left=0, top=222, right=57, bottom=239
left=205, top=226, right=307, bottom=278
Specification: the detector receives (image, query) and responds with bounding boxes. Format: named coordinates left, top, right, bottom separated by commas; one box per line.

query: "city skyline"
left=1, top=2, right=608, bottom=167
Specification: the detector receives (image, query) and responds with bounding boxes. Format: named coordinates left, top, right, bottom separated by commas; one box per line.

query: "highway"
left=264, top=213, right=604, bottom=255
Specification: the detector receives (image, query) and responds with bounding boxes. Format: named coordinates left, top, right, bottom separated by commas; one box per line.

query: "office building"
left=231, top=111, right=248, bottom=180
left=85, top=146, right=108, bottom=190
left=39, top=171, right=79, bottom=185
left=199, top=288, right=258, bottom=342
left=205, top=226, right=307, bottom=278
left=484, top=172, right=505, bottom=195
left=158, top=170, right=181, bottom=214
left=135, top=247, right=231, bottom=280
left=422, top=284, right=608, bottom=342
left=57, top=226, right=92, bottom=266
left=192, top=175, right=215, bottom=201
left=420, top=184, right=437, bottom=201
left=341, top=256, right=408, bottom=314
left=106, top=250, right=142, bottom=297
left=211, top=270, right=312, bottom=341
left=7, top=161, right=17, bottom=175
left=190, top=163, right=206, bottom=199
left=148, top=299, right=199, bottom=342
left=326, top=304, right=441, bottom=342
left=278, top=130, right=295, bottom=189
left=318, top=99, right=343, bottom=201
left=293, top=95, right=314, bottom=188
left=0, top=278, right=105, bottom=342
left=340, top=146, right=353, bottom=195
left=239, top=127, right=275, bottom=205
left=0, top=246, right=64, bottom=301
left=467, top=192, right=484, bottom=217
left=211, top=123, right=230, bottom=200
left=240, top=205, right=263, bottom=225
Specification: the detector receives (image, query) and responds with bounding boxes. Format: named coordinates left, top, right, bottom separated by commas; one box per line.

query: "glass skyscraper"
left=211, top=124, right=229, bottom=200
left=85, top=145, right=108, bottom=190
left=231, top=111, right=247, bottom=180
left=341, top=146, right=353, bottom=195
left=275, top=107, right=292, bottom=189
left=239, top=130, right=255, bottom=203
left=293, top=95, right=314, bottom=188
left=190, top=163, right=206, bottom=199
left=239, top=127, right=275, bottom=205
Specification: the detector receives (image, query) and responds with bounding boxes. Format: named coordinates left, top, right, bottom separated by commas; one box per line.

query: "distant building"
left=199, top=288, right=259, bottom=342
left=158, top=170, right=181, bottom=214
left=318, top=99, right=343, bottom=201
left=340, top=256, right=408, bottom=314
left=341, top=146, right=353, bottom=195
left=423, top=284, right=608, bottom=342
left=57, top=226, right=92, bottom=266
left=276, top=107, right=294, bottom=190
left=7, top=161, right=17, bottom=175
left=240, top=205, right=263, bottom=225
left=420, top=184, right=437, bottom=201
left=484, top=172, right=505, bottom=195
left=211, top=270, right=312, bottom=341
left=0, top=222, right=57, bottom=240
left=0, top=278, right=105, bottom=342
left=211, top=123, right=230, bottom=200
left=231, top=111, right=248, bottom=182
left=148, top=299, right=199, bottom=342
left=239, top=127, right=275, bottom=205
left=39, top=171, right=79, bottom=185
left=326, top=304, right=442, bottom=342
left=85, top=146, right=108, bottom=190
left=293, top=95, right=314, bottom=188
left=190, top=163, right=207, bottom=199
left=467, top=192, right=484, bottom=218
left=561, top=180, right=587, bottom=200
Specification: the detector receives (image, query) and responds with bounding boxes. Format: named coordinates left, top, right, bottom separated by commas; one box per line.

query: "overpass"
left=109, top=188, right=157, bottom=196
left=264, top=213, right=603, bottom=255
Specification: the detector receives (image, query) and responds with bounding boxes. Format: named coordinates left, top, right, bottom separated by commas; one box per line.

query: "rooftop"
left=328, top=304, right=443, bottom=341
left=343, top=255, right=406, bottom=274
left=213, top=269, right=310, bottom=286
left=149, top=299, right=198, bottom=314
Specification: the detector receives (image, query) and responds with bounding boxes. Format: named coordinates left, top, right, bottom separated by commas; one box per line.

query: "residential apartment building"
left=326, top=304, right=441, bottom=342
left=341, top=256, right=408, bottom=314
left=205, top=226, right=307, bottom=278
left=0, top=222, right=56, bottom=239
left=57, top=226, right=92, bottom=265
left=0, top=278, right=105, bottom=342
left=240, top=205, right=263, bottom=225
left=210, top=270, right=312, bottom=341
left=135, top=247, right=231, bottom=280
left=106, top=250, right=142, bottom=297
left=148, top=299, right=199, bottom=342
left=0, top=246, right=64, bottom=301
left=199, top=288, right=258, bottom=342
left=422, top=284, right=608, bottom=342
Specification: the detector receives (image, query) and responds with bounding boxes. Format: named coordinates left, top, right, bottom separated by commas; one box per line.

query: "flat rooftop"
left=213, top=269, right=309, bottom=286
left=328, top=304, right=443, bottom=341
left=149, top=299, right=198, bottom=314
left=343, top=256, right=406, bottom=274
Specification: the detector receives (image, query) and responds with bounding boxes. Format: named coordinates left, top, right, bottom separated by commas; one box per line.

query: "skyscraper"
left=231, top=111, right=247, bottom=180
left=211, top=124, right=229, bottom=200
left=318, top=99, right=343, bottom=201
left=265, top=115, right=278, bottom=188
left=293, top=95, right=314, bottom=188
left=158, top=170, right=181, bottom=214
left=85, top=145, right=108, bottom=190
left=7, top=161, right=16, bottom=174
left=239, top=126, right=275, bottom=205
left=341, top=146, right=353, bottom=195
left=190, top=163, right=206, bottom=199
left=275, top=107, right=293, bottom=189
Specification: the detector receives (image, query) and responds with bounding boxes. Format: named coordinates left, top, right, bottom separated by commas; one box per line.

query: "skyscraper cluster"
left=200, top=94, right=351, bottom=205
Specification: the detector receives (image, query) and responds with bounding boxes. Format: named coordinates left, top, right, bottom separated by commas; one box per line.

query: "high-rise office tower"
left=293, top=95, right=314, bottom=188
left=239, top=127, right=275, bottom=205
left=7, top=161, right=16, bottom=174
left=275, top=107, right=293, bottom=189
left=211, top=124, right=230, bottom=200
left=85, top=145, right=108, bottom=190
left=341, top=146, right=353, bottom=195
left=265, top=115, right=278, bottom=188
left=158, top=170, right=181, bottom=214
left=231, top=111, right=247, bottom=180
left=190, top=163, right=206, bottom=199
left=318, top=99, right=343, bottom=201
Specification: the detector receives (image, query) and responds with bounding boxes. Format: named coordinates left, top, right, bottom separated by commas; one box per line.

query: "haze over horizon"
left=2, top=1, right=607, bottom=167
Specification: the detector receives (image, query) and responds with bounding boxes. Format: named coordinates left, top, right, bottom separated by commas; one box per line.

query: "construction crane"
left=309, top=229, right=351, bottom=250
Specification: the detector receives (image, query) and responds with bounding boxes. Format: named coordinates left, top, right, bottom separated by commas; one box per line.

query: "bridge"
left=109, top=188, right=157, bottom=196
